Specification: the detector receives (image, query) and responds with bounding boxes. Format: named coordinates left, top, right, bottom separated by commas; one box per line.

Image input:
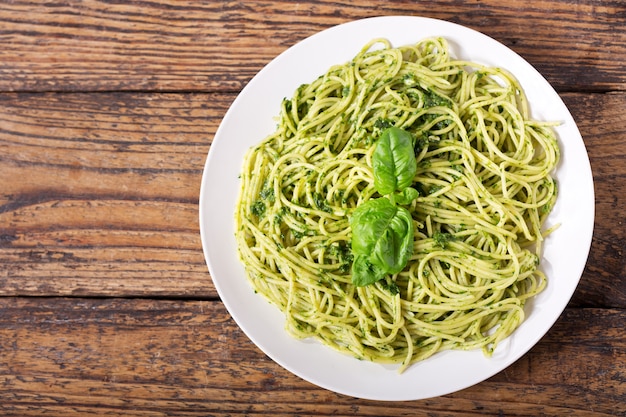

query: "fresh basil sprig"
left=373, top=126, right=417, bottom=195
left=350, top=127, right=418, bottom=287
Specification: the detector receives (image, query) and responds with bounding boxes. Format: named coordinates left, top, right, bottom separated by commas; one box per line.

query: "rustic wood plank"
left=1, top=91, right=625, bottom=306
left=0, top=0, right=623, bottom=93
left=0, top=92, right=219, bottom=297
left=562, top=92, right=626, bottom=308
left=0, top=298, right=623, bottom=416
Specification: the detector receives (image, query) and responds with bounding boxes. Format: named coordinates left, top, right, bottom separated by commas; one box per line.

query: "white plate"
left=199, top=16, right=594, bottom=401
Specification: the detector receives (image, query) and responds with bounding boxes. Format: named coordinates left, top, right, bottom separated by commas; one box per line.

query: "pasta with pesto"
left=234, top=37, right=559, bottom=372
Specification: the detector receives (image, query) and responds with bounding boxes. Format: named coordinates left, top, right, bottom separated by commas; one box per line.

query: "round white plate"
left=199, top=16, right=594, bottom=401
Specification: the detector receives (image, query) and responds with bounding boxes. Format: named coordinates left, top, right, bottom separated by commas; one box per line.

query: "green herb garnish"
left=350, top=127, right=418, bottom=287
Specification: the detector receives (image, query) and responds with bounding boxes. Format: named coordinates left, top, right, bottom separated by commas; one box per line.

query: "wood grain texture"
left=0, top=92, right=219, bottom=296
left=1, top=91, right=625, bottom=306
left=0, top=297, right=623, bottom=416
left=562, top=92, right=626, bottom=309
left=0, top=0, right=624, bottom=93
left=0, top=1, right=624, bottom=414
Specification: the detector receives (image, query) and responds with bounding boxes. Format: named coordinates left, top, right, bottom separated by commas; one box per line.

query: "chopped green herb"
left=379, top=279, right=400, bottom=295
left=250, top=200, right=266, bottom=218
left=260, top=187, right=275, bottom=202
left=313, top=193, right=333, bottom=213
left=374, top=118, right=394, bottom=130
left=433, top=231, right=456, bottom=249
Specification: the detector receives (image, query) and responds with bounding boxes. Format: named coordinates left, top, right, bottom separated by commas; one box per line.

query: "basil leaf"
left=369, top=204, right=413, bottom=274
left=351, top=255, right=386, bottom=287
left=350, top=198, right=397, bottom=256
left=350, top=198, right=414, bottom=284
left=390, top=187, right=419, bottom=206
left=373, top=127, right=417, bottom=196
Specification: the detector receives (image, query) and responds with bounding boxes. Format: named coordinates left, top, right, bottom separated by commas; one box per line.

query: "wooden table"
left=0, top=1, right=624, bottom=415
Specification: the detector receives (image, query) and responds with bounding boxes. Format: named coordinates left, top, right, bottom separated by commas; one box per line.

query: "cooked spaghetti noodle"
left=234, top=37, right=559, bottom=371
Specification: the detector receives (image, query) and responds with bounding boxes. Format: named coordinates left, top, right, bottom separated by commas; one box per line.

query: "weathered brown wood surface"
left=0, top=298, right=624, bottom=416
left=0, top=1, right=624, bottom=415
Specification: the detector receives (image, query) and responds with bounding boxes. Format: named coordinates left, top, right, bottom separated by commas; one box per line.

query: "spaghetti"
left=234, top=37, right=559, bottom=371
